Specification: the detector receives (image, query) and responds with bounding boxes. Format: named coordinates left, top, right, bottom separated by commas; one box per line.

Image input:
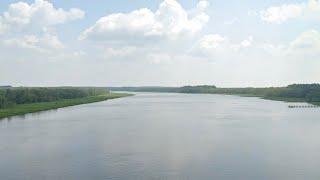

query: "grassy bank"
left=0, top=93, right=132, bottom=119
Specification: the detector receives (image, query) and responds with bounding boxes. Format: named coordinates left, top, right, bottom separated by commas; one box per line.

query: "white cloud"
left=98, top=47, right=139, bottom=60
left=3, top=33, right=64, bottom=53
left=287, top=29, right=320, bottom=55
left=240, top=36, right=253, bottom=47
left=191, top=34, right=230, bottom=57
left=0, top=1, right=319, bottom=87
left=81, top=0, right=209, bottom=43
left=260, top=4, right=302, bottom=24
left=221, top=36, right=254, bottom=52
left=260, top=0, right=320, bottom=24
left=197, top=34, right=226, bottom=49
left=193, top=34, right=255, bottom=54
left=197, top=0, right=210, bottom=11
left=0, top=0, right=84, bottom=33
left=0, top=0, right=86, bottom=59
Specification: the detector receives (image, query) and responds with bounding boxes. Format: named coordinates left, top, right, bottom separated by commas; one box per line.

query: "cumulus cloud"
left=192, top=30, right=320, bottom=59
left=193, top=34, right=255, bottom=54
left=191, top=34, right=229, bottom=57
left=197, top=0, right=210, bottom=11
left=0, top=0, right=84, bottom=32
left=0, top=0, right=85, bottom=59
left=260, top=0, right=320, bottom=24
left=81, top=0, right=209, bottom=43
left=260, top=4, right=302, bottom=24
left=197, top=34, right=226, bottom=49
left=3, top=33, right=64, bottom=53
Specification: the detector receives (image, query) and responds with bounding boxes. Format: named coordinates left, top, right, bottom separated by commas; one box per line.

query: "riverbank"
left=232, top=95, right=320, bottom=106
left=217, top=94, right=320, bottom=106
left=0, top=93, right=133, bottom=119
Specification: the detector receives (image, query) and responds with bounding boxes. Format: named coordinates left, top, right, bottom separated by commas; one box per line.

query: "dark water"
left=1, top=93, right=320, bottom=180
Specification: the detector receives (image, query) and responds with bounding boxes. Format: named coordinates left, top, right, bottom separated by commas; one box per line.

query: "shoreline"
left=222, top=94, right=320, bottom=106
left=201, top=93, right=319, bottom=106
left=0, top=93, right=133, bottom=119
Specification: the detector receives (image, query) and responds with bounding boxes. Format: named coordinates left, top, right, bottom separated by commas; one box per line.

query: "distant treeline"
left=0, top=87, right=109, bottom=108
left=107, top=86, right=180, bottom=93
left=107, top=84, right=320, bottom=103
left=107, top=85, right=217, bottom=93
left=181, top=84, right=320, bottom=102
left=0, top=85, right=12, bottom=88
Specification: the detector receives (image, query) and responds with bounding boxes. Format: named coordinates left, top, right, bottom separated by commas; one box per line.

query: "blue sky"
left=0, top=0, right=319, bottom=87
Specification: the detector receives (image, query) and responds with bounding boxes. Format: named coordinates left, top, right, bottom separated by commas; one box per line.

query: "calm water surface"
left=1, top=93, right=320, bottom=180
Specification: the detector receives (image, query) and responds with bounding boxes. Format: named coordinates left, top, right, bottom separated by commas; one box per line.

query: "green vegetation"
left=179, top=85, right=217, bottom=93
left=0, top=93, right=132, bottom=119
left=0, top=87, right=110, bottom=108
left=180, top=84, right=320, bottom=105
left=0, top=87, right=132, bottom=119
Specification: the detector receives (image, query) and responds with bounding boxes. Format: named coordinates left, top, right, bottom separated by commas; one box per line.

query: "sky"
left=0, top=0, right=319, bottom=87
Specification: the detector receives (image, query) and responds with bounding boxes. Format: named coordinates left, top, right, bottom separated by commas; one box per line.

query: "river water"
left=0, top=93, right=320, bottom=180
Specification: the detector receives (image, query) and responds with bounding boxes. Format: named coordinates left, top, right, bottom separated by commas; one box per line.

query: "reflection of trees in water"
left=0, top=108, right=59, bottom=123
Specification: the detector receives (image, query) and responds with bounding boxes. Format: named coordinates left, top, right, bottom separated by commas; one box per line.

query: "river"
left=1, top=93, right=320, bottom=180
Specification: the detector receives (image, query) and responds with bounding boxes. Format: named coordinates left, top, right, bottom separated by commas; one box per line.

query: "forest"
left=179, top=84, right=320, bottom=103
left=0, top=87, right=109, bottom=108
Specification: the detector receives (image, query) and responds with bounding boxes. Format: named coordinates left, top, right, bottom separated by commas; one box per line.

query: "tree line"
left=179, top=84, right=320, bottom=103
left=0, top=87, right=109, bottom=108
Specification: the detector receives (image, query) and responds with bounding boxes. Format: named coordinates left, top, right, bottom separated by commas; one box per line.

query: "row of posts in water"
left=288, top=105, right=319, bottom=108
